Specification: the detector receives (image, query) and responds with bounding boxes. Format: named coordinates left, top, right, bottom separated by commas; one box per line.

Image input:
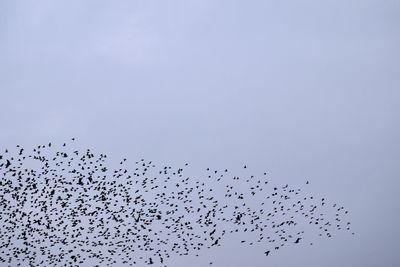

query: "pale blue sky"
left=1, top=1, right=399, bottom=266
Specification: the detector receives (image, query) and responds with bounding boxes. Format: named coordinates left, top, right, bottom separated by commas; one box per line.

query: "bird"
left=0, top=139, right=353, bottom=267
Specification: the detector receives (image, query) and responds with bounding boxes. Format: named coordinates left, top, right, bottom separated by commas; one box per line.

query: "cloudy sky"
left=1, top=1, right=399, bottom=266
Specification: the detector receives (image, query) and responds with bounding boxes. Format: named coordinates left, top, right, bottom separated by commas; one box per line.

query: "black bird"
left=0, top=140, right=353, bottom=267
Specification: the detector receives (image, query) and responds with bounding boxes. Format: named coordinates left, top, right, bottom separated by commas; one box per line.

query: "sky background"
left=1, top=1, right=400, bottom=266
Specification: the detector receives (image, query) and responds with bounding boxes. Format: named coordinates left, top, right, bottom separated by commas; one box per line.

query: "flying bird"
left=0, top=140, right=354, bottom=266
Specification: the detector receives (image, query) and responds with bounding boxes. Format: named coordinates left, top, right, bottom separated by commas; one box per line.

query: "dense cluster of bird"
left=0, top=139, right=353, bottom=266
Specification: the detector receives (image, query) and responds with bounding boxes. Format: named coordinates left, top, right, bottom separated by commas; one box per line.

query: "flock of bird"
left=0, top=139, right=353, bottom=266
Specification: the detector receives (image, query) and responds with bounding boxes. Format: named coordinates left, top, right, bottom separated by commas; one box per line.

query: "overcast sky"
left=1, top=1, right=399, bottom=266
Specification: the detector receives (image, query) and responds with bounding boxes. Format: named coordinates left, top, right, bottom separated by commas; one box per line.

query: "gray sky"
left=1, top=1, right=399, bottom=266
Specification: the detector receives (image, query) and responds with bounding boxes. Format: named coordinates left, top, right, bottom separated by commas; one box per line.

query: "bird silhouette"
left=0, top=140, right=354, bottom=266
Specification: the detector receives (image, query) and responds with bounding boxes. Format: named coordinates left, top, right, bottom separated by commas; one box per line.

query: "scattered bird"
left=0, top=140, right=353, bottom=266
